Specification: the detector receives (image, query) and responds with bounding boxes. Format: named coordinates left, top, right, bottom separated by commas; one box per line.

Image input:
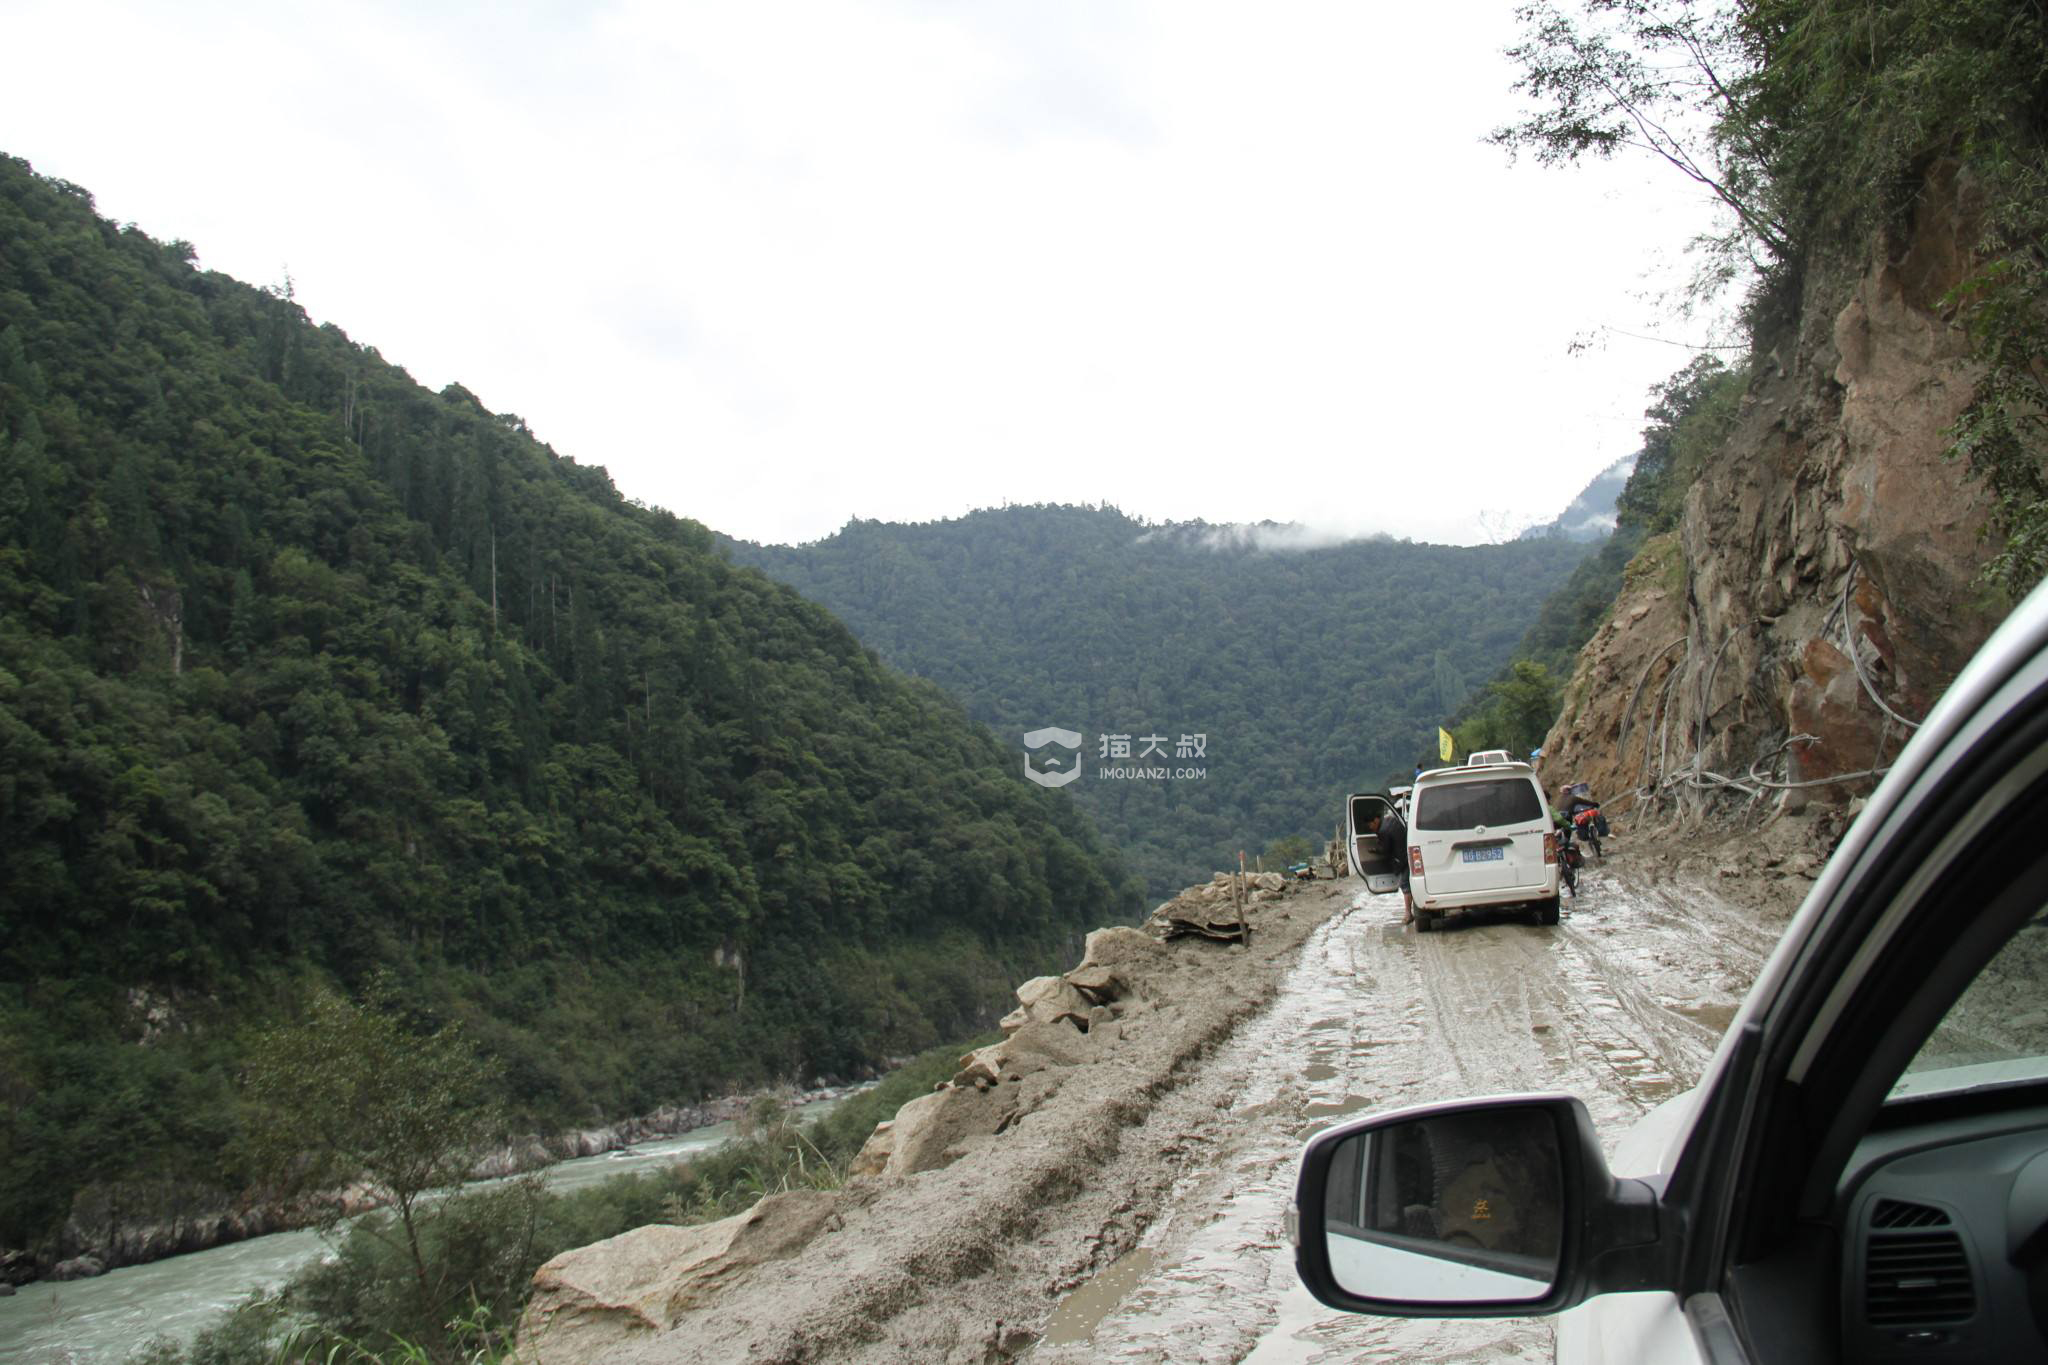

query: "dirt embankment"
left=517, top=873, right=1359, bottom=1364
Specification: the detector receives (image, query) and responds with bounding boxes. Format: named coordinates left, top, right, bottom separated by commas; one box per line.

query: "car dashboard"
left=1838, top=1099, right=2048, bottom=1364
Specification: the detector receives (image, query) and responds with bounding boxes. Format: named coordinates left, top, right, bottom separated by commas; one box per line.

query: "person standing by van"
left=1367, top=808, right=1412, bottom=922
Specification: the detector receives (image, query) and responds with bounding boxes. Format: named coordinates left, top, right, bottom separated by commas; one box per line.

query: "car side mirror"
left=1289, top=1094, right=1667, bottom=1317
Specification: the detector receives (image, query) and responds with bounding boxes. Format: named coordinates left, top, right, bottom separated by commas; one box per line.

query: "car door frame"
left=1649, top=601, right=2048, bottom=1363
left=1346, top=792, right=1403, bottom=894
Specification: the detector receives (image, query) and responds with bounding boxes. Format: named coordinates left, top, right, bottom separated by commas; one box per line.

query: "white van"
left=1405, top=759, right=1558, bottom=930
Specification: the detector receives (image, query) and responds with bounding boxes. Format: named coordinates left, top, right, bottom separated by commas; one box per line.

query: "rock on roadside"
left=518, top=1191, right=839, bottom=1363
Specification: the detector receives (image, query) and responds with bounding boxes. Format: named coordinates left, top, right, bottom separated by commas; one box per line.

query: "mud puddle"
left=1044, top=1248, right=1158, bottom=1346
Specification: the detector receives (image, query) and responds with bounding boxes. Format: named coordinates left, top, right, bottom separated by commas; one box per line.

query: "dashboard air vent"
left=1864, top=1200, right=1974, bottom=1327
left=1870, top=1199, right=1952, bottom=1230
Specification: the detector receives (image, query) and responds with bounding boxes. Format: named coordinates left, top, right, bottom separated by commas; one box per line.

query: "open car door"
left=1346, top=793, right=1402, bottom=895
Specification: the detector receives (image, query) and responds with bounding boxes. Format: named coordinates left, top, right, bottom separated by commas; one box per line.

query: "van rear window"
left=1413, top=778, right=1543, bottom=831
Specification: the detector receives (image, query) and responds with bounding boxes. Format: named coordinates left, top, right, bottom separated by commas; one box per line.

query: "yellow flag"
left=1438, top=727, right=1455, bottom=763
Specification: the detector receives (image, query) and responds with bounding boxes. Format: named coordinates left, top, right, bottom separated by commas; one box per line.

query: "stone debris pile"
left=847, top=924, right=1163, bottom=1181
left=1144, top=870, right=1290, bottom=942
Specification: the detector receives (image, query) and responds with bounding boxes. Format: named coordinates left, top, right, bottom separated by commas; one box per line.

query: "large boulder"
left=854, top=1015, right=1108, bottom=1183
left=848, top=1117, right=899, bottom=1178
left=998, top=975, right=1094, bottom=1034
left=1062, top=962, right=1119, bottom=1001
left=517, top=1190, right=837, bottom=1363
left=1075, top=925, right=1171, bottom=999
left=869, top=1085, right=1022, bottom=1179
left=953, top=1041, right=1009, bottom=1086
left=999, top=1018, right=1095, bottom=1072
left=1078, top=926, right=1166, bottom=971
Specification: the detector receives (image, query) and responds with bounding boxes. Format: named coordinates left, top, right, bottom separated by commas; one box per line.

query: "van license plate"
left=1461, top=847, right=1505, bottom=864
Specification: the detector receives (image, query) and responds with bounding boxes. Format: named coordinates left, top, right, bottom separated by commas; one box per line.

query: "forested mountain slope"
left=726, top=508, right=1592, bottom=896
left=0, top=155, right=1134, bottom=1256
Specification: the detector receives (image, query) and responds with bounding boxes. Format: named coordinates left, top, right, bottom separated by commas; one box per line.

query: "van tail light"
left=1543, top=832, right=1558, bottom=865
left=1408, top=847, right=1424, bottom=877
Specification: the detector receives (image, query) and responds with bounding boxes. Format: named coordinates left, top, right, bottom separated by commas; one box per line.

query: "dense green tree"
left=240, top=995, right=506, bottom=1309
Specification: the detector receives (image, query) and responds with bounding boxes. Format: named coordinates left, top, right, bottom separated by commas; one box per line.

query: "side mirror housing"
left=1288, top=1094, right=1668, bottom=1317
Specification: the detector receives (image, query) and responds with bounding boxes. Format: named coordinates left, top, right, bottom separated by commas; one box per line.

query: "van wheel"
left=1414, top=908, right=1437, bottom=933
left=1535, top=897, right=1560, bottom=926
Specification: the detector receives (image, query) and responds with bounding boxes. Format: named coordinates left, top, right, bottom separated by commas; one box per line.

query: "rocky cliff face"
left=1539, top=165, right=2006, bottom=833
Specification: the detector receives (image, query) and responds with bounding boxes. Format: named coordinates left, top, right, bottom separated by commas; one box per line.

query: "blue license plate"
left=1460, top=846, right=1506, bottom=864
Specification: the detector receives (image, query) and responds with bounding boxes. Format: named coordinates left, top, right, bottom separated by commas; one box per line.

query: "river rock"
left=50, top=1256, right=105, bottom=1280
left=518, top=1190, right=839, bottom=1363
left=560, top=1128, right=617, bottom=1159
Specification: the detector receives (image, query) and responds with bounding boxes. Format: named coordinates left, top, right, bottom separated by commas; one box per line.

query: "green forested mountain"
left=725, top=509, right=1593, bottom=896
left=0, top=155, right=1133, bottom=1253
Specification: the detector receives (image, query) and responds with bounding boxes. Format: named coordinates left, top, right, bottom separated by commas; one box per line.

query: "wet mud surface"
left=1030, top=853, right=1793, bottom=1364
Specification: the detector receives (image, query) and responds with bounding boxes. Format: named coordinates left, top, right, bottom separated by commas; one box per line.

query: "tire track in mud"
left=1031, top=864, right=1769, bottom=1363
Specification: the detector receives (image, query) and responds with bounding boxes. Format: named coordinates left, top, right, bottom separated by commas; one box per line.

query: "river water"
left=0, top=1095, right=849, bottom=1365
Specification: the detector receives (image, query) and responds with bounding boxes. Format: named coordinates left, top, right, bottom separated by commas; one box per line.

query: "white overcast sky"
left=3, top=0, right=1732, bottom=546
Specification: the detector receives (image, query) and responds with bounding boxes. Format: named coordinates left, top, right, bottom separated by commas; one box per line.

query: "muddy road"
left=1031, top=859, right=1790, bottom=1363
left=572, top=851, right=1805, bottom=1364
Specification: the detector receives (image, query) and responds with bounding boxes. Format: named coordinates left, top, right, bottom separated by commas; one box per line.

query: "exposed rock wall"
left=1540, top=165, right=2006, bottom=831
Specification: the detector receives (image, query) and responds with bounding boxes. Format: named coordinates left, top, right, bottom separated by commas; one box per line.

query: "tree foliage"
left=241, top=994, right=504, bottom=1306
left=1494, top=0, right=1788, bottom=270
left=0, top=153, right=1134, bottom=1253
